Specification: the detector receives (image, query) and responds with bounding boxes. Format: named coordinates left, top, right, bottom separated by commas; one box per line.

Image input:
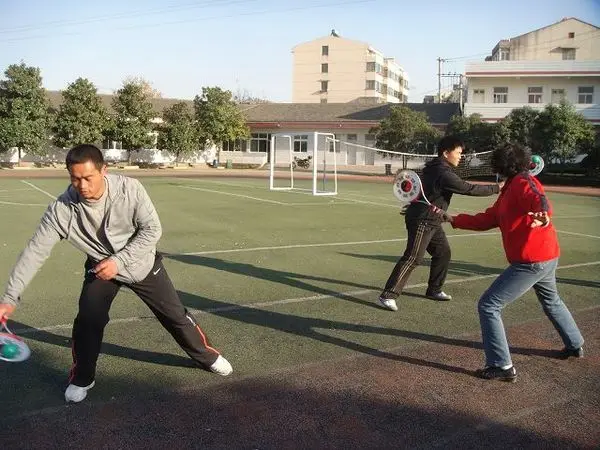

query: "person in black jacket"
left=378, top=135, right=501, bottom=312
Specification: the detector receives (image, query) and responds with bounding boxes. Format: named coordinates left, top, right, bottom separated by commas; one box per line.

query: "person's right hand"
left=0, top=303, right=16, bottom=321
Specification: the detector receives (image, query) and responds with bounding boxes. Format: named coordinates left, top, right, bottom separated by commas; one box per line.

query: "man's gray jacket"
left=1, top=174, right=162, bottom=306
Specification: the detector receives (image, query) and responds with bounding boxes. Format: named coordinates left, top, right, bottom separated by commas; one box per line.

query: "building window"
left=222, top=139, right=247, bottom=152
left=346, top=134, right=357, bottom=142
left=322, top=45, right=329, bottom=56
left=320, top=98, right=327, bottom=104
left=249, top=133, right=270, bottom=152
left=578, top=86, right=593, bottom=104
left=473, top=89, right=485, bottom=103
left=528, top=87, right=543, bottom=103
left=321, top=63, right=328, bottom=73
left=365, top=134, right=376, bottom=144
left=499, top=49, right=510, bottom=61
left=365, top=80, right=375, bottom=90
left=293, top=135, right=308, bottom=153
left=328, top=134, right=338, bottom=152
left=551, top=89, right=566, bottom=104
left=493, top=87, right=508, bottom=103
left=562, top=48, right=576, bottom=60
left=568, top=32, right=575, bottom=38
left=366, top=62, right=376, bottom=72
left=321, top=80, right=328, bottom=92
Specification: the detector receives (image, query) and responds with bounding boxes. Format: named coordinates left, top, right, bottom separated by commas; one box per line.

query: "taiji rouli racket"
left=496, top=155, right=544, bottom=182
left=0, top=318, right=31, bottom=362
left=393, top=169, right=432, bottom=205
left=529, top=155, right=544, bottom=176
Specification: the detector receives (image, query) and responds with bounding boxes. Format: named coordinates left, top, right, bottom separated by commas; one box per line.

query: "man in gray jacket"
left=0, top=144, right=232, bottom=403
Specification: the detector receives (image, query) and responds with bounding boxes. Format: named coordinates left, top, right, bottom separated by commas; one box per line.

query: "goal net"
left=329, top=138, right=494, bottom=179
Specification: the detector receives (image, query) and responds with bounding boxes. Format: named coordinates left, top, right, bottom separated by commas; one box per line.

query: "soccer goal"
left=269, top=132, right=338, bottom=196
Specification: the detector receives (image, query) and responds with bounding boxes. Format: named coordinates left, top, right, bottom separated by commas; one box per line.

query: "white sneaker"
left=65, top=381, right=95, bottom=403
left=379, top=297, right=398, bottom=311
left=209, top=355, right=233, bottom=376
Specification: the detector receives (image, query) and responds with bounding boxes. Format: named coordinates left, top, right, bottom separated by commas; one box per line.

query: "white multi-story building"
left=464, top=17, right=600, bottom=126
left=292, top=30, right=409, bottom=104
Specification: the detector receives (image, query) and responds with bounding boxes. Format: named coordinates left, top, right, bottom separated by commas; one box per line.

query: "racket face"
left=0, top=332, right=31, bottom=362
left=529, top=155, right=544, bottom=176
left=393, top=170, right=423, bottom=203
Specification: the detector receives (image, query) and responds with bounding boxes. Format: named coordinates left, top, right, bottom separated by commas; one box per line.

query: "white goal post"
left=269, top=132, right=338, bottom=196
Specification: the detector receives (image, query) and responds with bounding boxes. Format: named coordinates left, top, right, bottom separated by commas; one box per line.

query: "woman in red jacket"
left=447, top=143, right=584, bottom=382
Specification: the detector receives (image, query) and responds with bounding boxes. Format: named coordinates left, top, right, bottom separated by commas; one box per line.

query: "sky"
left=1, top=0, right=599, bottom=103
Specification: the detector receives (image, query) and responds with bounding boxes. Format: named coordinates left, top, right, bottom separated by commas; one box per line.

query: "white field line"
left=0, top=200, right=48, bottom=207
left=180, top=184, right=379, bottom=206
left=21, top=181, right=57, bottom=200
left=179, top=185, right=287, bottom=204
left=175, top=231, right=499, bottom=256
left=17, top=260, right=600, bottom=336
left=553, top=214, right=600, bottom=219
left=0, top=188, right=39, bottom=193
left=557, top=229, right=600, bottom=240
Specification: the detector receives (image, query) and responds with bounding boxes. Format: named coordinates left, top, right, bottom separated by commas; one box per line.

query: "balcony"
left=465, top=60, right=600, bottom=78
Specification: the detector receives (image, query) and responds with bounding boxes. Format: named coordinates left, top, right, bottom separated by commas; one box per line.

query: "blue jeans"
left=478, top=258, right=584, bottom=368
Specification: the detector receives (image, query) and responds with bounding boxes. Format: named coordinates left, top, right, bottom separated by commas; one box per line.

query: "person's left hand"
left=430, top=205, right=453, bottom=223
left=93, top=258, right=119, bottom=280
left=528, top=211, right=550, bottom=228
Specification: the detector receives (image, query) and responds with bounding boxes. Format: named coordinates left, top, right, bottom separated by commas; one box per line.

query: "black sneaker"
left=559, top=347, right=584, bottom=359
left=426, top=291, right=452, bottom=301
left=475, top=366, right=517, bottom=382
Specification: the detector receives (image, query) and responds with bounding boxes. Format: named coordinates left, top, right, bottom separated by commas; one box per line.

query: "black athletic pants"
left=69, top=254, right=220, bottom=386
left=381, top=220, right=451, bottom=299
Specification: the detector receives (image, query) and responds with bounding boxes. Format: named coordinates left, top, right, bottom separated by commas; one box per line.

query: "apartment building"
left=464, top=17, right=600, bottom=125
left=292, top=30, right=409, bottom=104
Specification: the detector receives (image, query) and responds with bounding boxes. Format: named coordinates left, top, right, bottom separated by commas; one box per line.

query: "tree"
left=370, top=105, right=440, bottom=156
left=0, top=62, right=50, bottom=164
left=193, top=87, right=249, bottom=156
left=580, top=143, right=600, bottom=174
left=531, top=102, right=595, bottom=163
left=52, top=78, right=110, bottom=148
left=233, top=87, right=270, bottom=104
left=445, top=113, right=509, bottom=153
left=111, top=81, right=155, bottom=164
left=122, top=76, right=162, bottom=98
left=157, top=102, right=200, bottom=164
left=503, top=106, right=539, bottom=148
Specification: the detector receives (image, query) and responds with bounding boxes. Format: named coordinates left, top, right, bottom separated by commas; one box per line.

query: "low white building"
left=221, top=102, right=460, bottom=168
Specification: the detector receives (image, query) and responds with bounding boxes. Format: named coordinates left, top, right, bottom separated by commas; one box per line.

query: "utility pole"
left=458, top=74, right=464, bottom=111
left=437, top=57, right=444, bottom=103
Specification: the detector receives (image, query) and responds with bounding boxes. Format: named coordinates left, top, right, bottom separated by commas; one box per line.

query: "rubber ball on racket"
left=400, top=180, right=413, bottom=192
left=1, top=342, right=21, bottom=359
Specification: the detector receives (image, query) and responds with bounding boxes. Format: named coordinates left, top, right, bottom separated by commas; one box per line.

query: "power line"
left=0, top=0, right=246, bottom=35
left=0, top=0, right=377, bottom=44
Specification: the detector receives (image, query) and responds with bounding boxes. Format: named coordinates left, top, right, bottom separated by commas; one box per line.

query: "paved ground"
left=2, top=307, right=598, bottom=449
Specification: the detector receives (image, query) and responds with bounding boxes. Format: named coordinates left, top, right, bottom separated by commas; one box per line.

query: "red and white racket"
left=393, top=169, right=432, bottom=205
left=0, top=318, right=31, bottom=363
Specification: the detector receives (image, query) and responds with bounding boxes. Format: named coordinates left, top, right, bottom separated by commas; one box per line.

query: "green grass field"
left=1, top=174, right=599, bottom=416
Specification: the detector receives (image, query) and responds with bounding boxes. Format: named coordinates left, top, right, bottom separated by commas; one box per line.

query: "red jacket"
left=452, top=173, right=560, bottom=263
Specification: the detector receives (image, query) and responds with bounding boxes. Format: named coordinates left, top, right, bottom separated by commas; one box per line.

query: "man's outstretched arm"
left=1, top=205, right=64, bottom=308
left=441, top=171, right=500, bottom=197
